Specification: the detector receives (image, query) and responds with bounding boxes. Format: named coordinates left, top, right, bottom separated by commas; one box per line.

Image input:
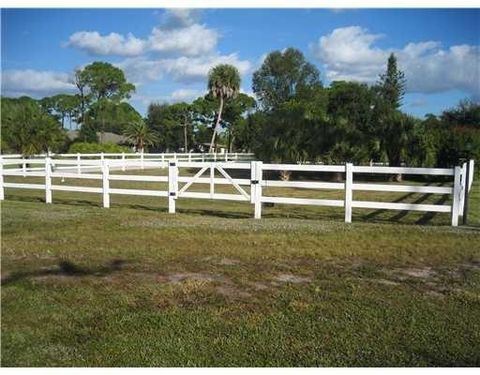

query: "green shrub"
left=68, top=142, right=132, bottom=154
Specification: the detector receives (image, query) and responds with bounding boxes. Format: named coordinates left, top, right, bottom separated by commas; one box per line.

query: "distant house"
left=194, top=143, right=227, bottom=153
left=67, top=130, right=129, bottom=145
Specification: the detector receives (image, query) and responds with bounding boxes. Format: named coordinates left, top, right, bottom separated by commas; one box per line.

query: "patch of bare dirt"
left=246, top=281, right=270, bottom=291
left=216, top=285, right=252, bottom=298
left=162, top=272, right=222, bottom=284
left=201, top=257, right=242, bottom=266
left=273, top=274, right=312, bottom=283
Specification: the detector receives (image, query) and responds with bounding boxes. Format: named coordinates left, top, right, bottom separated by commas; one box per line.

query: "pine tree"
left=378, top=53, right=406, bottom=109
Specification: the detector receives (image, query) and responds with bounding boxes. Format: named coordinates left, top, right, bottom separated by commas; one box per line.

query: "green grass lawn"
left=1, top=168, right=480, bottom=366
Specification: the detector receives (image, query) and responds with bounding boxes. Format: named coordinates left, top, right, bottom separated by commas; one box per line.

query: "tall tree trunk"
left=229, top=134, right=235, bottom=153
left=209, top=96, right=224, bottom=153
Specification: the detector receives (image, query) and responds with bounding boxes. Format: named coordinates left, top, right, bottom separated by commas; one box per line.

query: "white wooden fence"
left=0, top=156, right=475, bottom=226
left=0, top=151, right=254, bottom=175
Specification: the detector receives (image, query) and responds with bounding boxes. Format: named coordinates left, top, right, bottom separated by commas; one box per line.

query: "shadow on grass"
left=1, top=259, right=127, bottom=287
left=416, top=194, right=450, bottom=225
left=362, top=182, right=435, bottom=221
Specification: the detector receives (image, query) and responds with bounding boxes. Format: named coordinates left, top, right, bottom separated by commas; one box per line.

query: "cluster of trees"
left=245, top=49, right=479, bottom=172
left=1, top=50, right=478, bottom=170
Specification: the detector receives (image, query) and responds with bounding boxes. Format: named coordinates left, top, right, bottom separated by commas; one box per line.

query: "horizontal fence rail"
left=0, top=156, right=475, bottom=226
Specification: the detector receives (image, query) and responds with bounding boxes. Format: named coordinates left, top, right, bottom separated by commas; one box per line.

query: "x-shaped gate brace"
left=176, top=164, right=250, bottom=200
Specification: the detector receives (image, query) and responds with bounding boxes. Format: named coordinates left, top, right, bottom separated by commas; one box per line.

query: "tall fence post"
left=251, top=161, right=263, bottom=219
left=168, top=160, right=178, bottom=214
left=0, top=157, right=4, bottom=201
left=451, top=166, right=462, bottom=227
left=102, top=160, right=110, bottom=208
left=463, top=160, right=472, bottom=225
left=77, top=153, right=81, bottom=175
left=122, top=152, right=126, bottom=172
left=45, top=157, right=52, bottom=204
left=345, top=163, right=353, bottom=223
left=459, top=162, right=467, bottom=216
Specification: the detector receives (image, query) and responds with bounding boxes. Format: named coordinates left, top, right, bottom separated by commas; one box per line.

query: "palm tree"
left=123, top=120, right=159, bottom=153
left=207, top=64, right=241, bottom=153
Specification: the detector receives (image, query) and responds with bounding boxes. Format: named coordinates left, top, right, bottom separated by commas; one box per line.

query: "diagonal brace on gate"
left=216, top=166, right=250, bottom=200
left=178, top=166, right=209, bottom=195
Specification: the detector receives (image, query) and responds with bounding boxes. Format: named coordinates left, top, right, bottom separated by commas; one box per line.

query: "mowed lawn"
left=1, top=167, right=480, bottom=366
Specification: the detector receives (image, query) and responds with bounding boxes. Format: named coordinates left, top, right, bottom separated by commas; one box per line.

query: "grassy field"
left=1, top=167, right=480, bottom=366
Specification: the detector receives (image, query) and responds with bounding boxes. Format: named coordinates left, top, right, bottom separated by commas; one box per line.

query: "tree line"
left=1, top=49, right=479, bottom=171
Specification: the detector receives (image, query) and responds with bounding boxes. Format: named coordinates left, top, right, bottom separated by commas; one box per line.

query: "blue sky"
left=2, top=8, right=479, bottom=118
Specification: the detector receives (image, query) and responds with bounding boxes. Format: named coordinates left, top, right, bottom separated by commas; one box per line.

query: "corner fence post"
left=168, top=160, right=178, bottom=214
left=468, top=159, right=475, bottom=192
left=45, top=156, right=52, bottom=204
left=251, top=161, right=263, bottom=219
left=463, top=160, right=472, bottom=225
left=102, top=160, right=110, bottom=208
left=0, top=157, right=4, bottom=201
left=451, top=166, right=462, bottom=227
left=345, top=163, right=353, bottom=223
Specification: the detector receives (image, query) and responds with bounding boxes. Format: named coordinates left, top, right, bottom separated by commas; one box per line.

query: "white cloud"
left=1, top=69, right=76, bottom=97
left=67, top=31, right=146, bottom=56
left=119, top=53, right=252, bottom=85
left=148, top=24, right=218, bottom=56
left=171, top=88, right=205, bottom=102
left=159, top=8, right=201, bottom=29
left=311, top=26, right=480, bottom=97
left=67, top=9, right=217, bottom=58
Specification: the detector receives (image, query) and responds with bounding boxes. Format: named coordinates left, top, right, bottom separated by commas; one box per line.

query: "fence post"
left=251, top=161, right=263, bottom=219
left=140, top=150, right=144, bottom=170
left=225, top=152, right=228, bottom=162
left=188, top=152, right=192, bottom=162
left=463, top=160, right=472, bottom=225
left=102, top=160, right=110, bottom=208
left=22, top=157, right=27, bottom=178
left=451, top=166, right=462, bottom=227
left=210, top=162, right=215, bottom=198
left=214, top=153, right=217, bottom=162
left=45, top=157, right=52, bottom=204
left=76, top=153, right=81, bottom=175
left=0, top=157, right=4, bottom=201
left=168, top=160, right=178, bottom=214
left=202, top=154, right=205, bottom=162
left=345, top=163, right=353, bottom=223
left=100, top=152, right=104, bottom=162
left=122, top=152, right=126, bottom=172
left=459, top=162, right=467, bottom=216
